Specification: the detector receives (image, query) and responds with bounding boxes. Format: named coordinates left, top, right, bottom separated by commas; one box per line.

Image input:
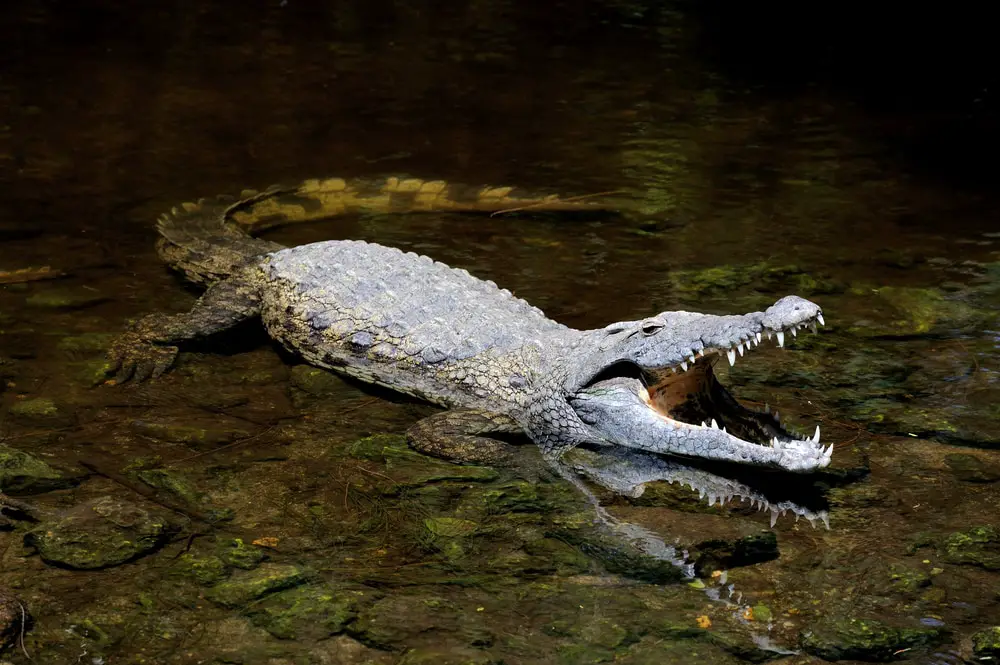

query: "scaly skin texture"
left=109, top=176, right=832, bottom=472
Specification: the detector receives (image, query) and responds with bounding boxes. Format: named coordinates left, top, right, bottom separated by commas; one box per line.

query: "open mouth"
left=573, top=305, right=831, bottom=472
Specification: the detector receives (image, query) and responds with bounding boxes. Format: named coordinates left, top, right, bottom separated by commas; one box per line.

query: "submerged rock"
left=0, top=588, right=30, bottom=653
left=26, top=496, right=175, bottom=569
left=205, top=563, right=310, bottom=608
left=800, top=616, right=942, bottom=661
left=943, top=525, right=1000, bottom=570
left=6, top=397, right=75, bottom=427
left=350, top=594, right=493, bottom=650
left=246, top=584, right=363, bottom=640
left=972, top=626, right=1000, bottom=660
left=944, top=453, right=1000, bottom=483
left=0, top=444, right=82, bottom=493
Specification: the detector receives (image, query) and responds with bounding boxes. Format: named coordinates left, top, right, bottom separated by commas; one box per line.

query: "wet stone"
left=205, top=563, right=310, bottom=608
left=800, top=616, right=942, bottom=661
left=888, top=563, right=931, bottom=593
left=0, top=588, right=30, bottom=653
left=245, top=584, right=364, bottom=640
left=0, top=444, right=82, bottom=493
left=130, top=417, right=254, bottom=447
left=55, top=332, right=113, bottom=354
left=25, top=287, right=110, bottom=310
left=349, top=594, right=493, bottom=650
left=290, top=364, right=345, bottom=396
left=171, top=553, right=227, bottom=585
left=972, top=626, right=1000, bottom=659
left=397, top=647, right=495, bottom=665
left=691, top=531, right=779, bottom=577
left=944, top=453, right=1000, bottom=483
left=6, top=397, right=75, bottom=427
left=943, top=525, right=1000, bottom=570
left=26, top=496, right=175, bottom=569
left=549, top=513, right=686, bottom=585
left=219, top=537, right=267, bottom=570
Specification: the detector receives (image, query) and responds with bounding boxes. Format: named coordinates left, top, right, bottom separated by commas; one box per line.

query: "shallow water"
left=1, top=2, right=999, bottom=664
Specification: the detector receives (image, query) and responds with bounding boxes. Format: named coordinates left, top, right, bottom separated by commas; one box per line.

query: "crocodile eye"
left=641, top=321, right=664, bottom=336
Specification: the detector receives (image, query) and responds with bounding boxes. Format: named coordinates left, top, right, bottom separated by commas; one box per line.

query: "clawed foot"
left=106, top=328, right=178, bottom=384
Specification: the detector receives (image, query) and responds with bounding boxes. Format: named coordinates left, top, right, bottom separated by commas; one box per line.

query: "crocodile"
left=108, top=176, right=832, bottom=472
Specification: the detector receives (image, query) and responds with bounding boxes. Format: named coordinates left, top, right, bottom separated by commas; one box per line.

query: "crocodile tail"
left=155, top=193, right=285, bottom=287
left=157, top=176, right=618, bottom=286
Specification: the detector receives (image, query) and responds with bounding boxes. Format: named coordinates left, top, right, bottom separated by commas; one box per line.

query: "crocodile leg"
left=108, top=275, right=262, bottom=382
left=406, top=409, right=523, bottom=465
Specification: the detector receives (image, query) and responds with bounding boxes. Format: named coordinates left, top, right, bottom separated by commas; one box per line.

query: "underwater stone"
left=800, top=616, right=942, bottom=661
left=972, top=626, right=1000, bottom=659
left=172, top=554, right=227, bottom=586
left=26, top=496, right=174, bottom=569
left=397, top=647, right=495, bottom=665
left=944, top=453, right=1000, bottom=483
left=0, top=444, right=81, bottom=493
left=219, top=538, right=266, bottom=570
left=205, top=563, right=309, bottom=608
left=245, top=584, right=363, bottom=640
left=943, top=525, right=1000, bottom=570
left=7, top=397, right=75, bottom=427
left=289, top=365, right=344, bottom=396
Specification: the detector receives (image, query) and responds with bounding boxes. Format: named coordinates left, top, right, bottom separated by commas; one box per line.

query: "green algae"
left=26, top=496, right=174, bottom=569
left=943, top=525, right=1000, bottom=569
left=246, top=584, right=363, bottom=640
left=972, top=626, right=1000, bottom=659
left=205, top=563, right=310, bottom=608
left=0, top=443, right=78, bottom=493
left=800, top=616, right=942, bottom=661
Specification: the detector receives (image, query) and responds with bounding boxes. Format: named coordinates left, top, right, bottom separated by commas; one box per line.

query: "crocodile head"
left=567, top=296, right=831, bottom=473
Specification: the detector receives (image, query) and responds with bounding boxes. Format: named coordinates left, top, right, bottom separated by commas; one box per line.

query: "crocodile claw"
left=107, top=332, right=178, bottom=384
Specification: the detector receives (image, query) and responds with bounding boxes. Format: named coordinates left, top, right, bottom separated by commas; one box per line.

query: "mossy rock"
left=888, top=563, right=931, bottom=593
left=25, top=288, right=110, bottom=310
left=205, top=563, right=310, bottom=608
left=218, top=538, right=266, bottom=570
left=944, top=453, right=1000, bottom=483
left=549, top=513, right=686, bottom=585
left=26, top=496, right=175, bottom=569
left=691, top=532, right=778, bottom=576
left=348, top=433, right=409, bottom=461
left=6, top=397, right=75, bottom=427
left=800, top=616, right=942, bottom=661
left=172, top=553, right=227, bottom=586
left=55, top=332, right=113, bottom=354
left=130, top=418, right=253, bottom=447
left=349, top=594, right=492, bottom=650
left=972, top=626, right=1000, bottom=659
left=397, top=647, right=495, bottom=665
left=871, top=286, right=992, bottom=336
left=943, top=525, right=1000, bottom=569
left=245, top=584, right=364, bottom=640
left=289, top=365, right=344, bottom=396
left=0, top=444, right=81, bottom=493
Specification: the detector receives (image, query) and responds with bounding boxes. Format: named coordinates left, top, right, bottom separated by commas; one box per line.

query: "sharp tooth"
left=766, top=330, right=773, bottom=340
left=681, top=361, right=688, bottom=371
left=727, top=349, right=736, bottom=366
left=755, top=332, right=762, bottom=344
left=776, top=331, right=785, bottom=347
left=688, top=354, right=696, bottom=364
left=812, top=425, right=821, bottom=443
left=698, top=349, right=705, bottom=358
left=774, top=411, right=780, bottom=422
left=701, top=421, right=707, bottom=427
left=817, top=312, right=825, bottom=326
left=790, top=327, right=797, bottom=337
left=711, top=419, right=718, bottom=429
left=738, top=342, right=745, bottom=356
left=671, top=366, right=676, bottom=373
left=770, top=510, right=779, bottom=528
left=722, top=426, right=726, bottom=433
